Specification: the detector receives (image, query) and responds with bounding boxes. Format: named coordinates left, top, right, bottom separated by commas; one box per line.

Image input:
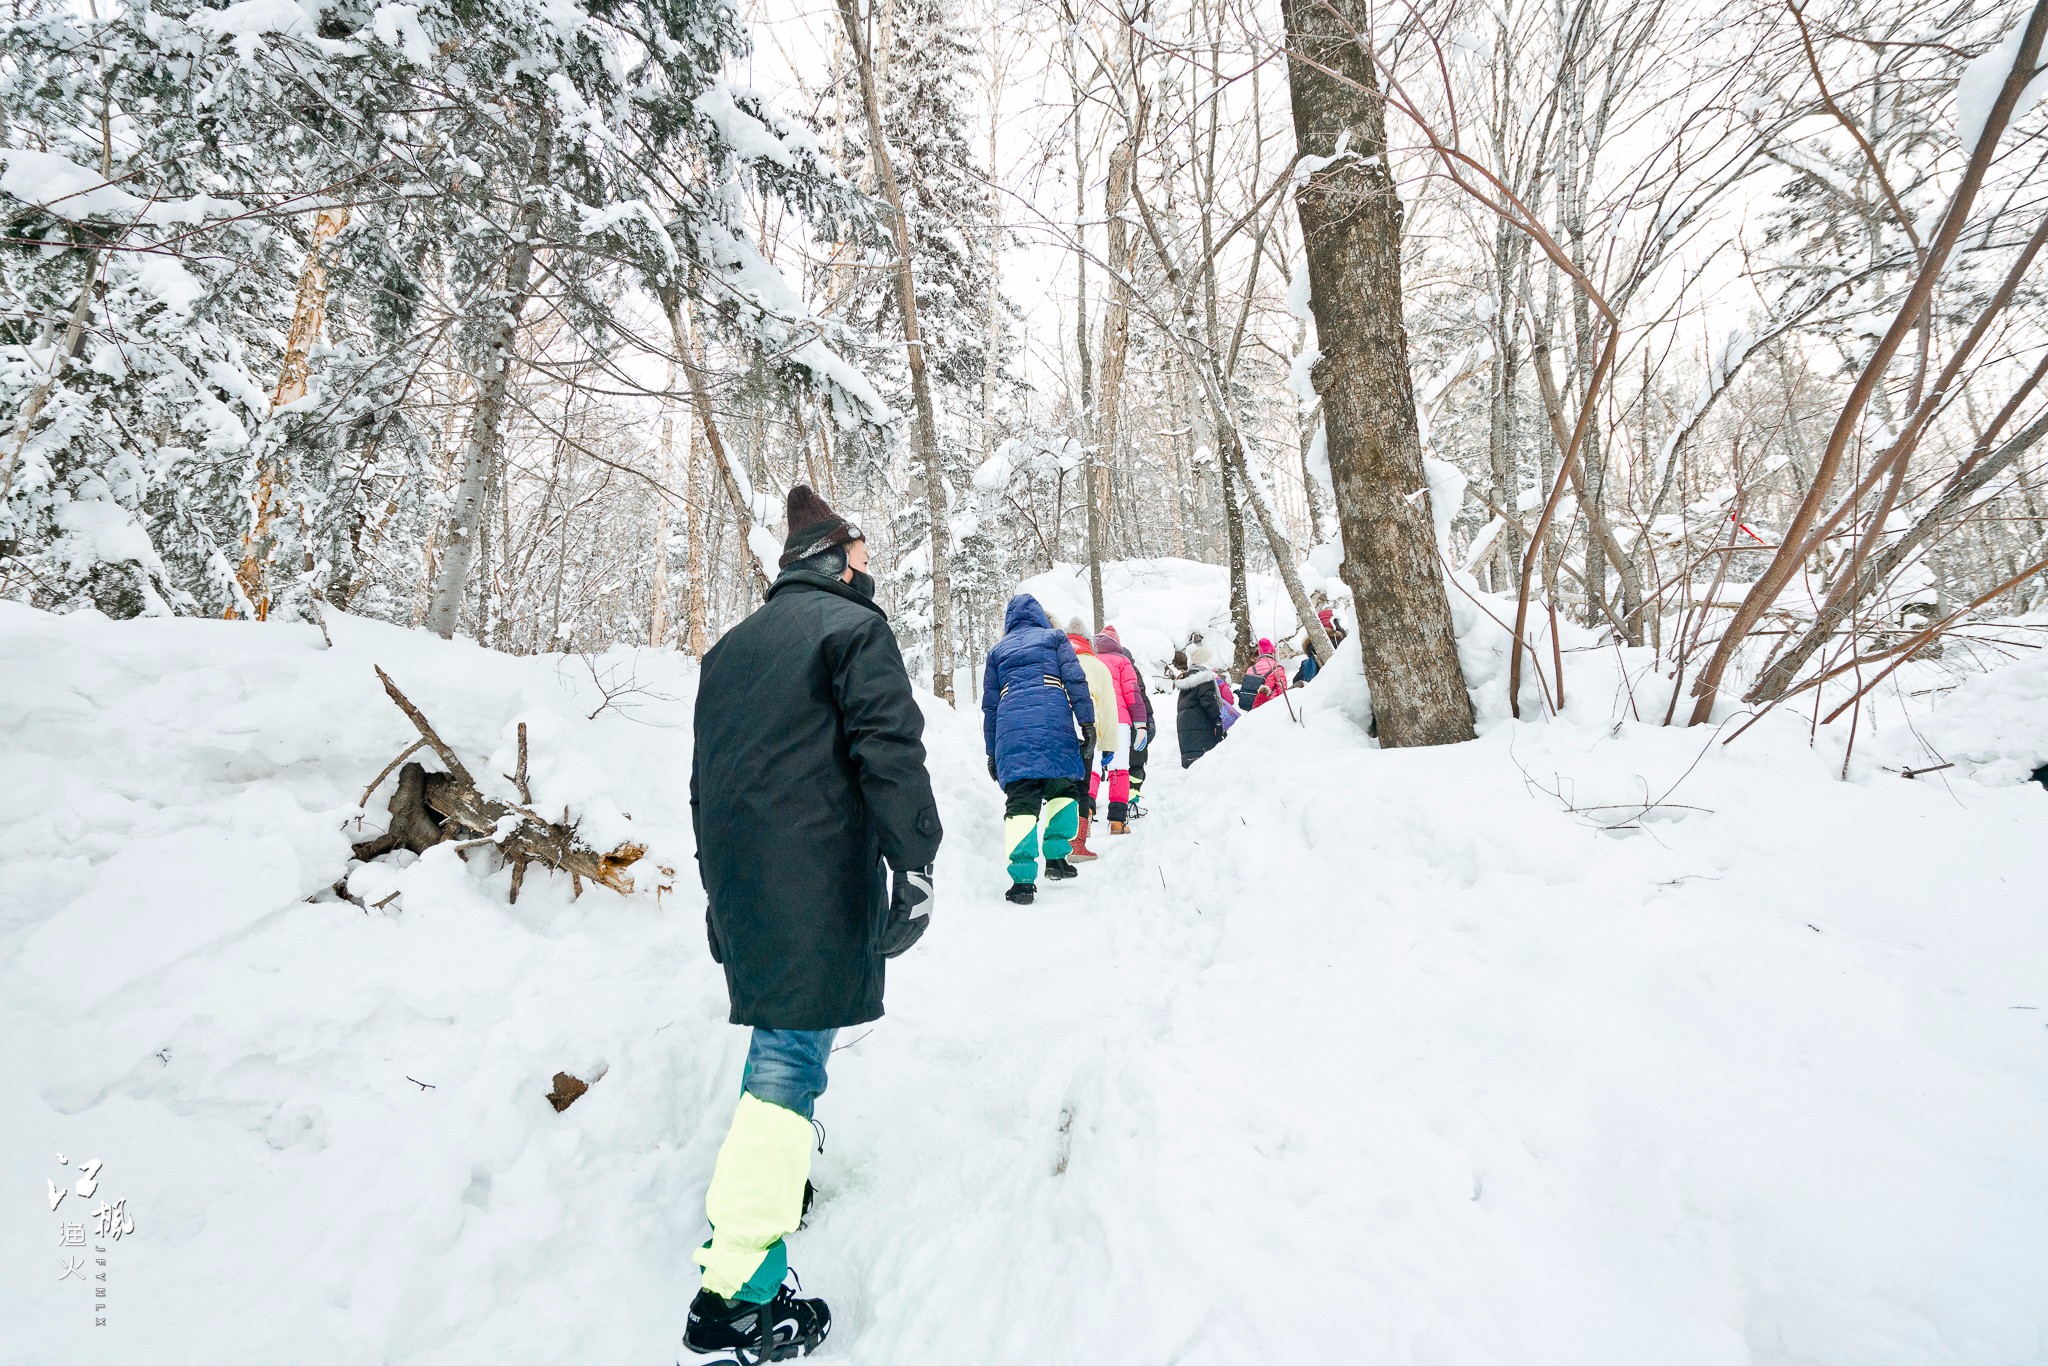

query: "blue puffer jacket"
left=982, top=594, right=1095, bottom=783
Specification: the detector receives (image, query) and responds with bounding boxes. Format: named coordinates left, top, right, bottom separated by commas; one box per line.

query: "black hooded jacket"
left=1175, top=667, right=1225, bottom=764
left=690, top=567, right=943, bottom=1029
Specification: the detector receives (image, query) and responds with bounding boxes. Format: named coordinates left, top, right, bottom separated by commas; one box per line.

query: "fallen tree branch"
left=351, top=671, right=646, bottom=901
left=374, top=665, right=474, bottom=786
left=359, top=739, right=428, bottom=810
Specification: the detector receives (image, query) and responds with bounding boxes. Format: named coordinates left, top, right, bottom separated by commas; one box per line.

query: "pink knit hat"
left=1257, top=637, right=1274, bottom=656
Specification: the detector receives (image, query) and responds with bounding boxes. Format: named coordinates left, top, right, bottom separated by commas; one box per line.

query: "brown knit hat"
left=780, top=485, right=863, bottom=570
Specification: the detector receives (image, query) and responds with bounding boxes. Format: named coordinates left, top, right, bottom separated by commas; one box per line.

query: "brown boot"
left=1069, top=817, right=1099, bottom=861
left=1109, top=820, right=1130, bottom=835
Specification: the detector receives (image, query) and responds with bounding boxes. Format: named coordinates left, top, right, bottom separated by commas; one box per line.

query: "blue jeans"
left=741, top=1028, right=837, bottom=1120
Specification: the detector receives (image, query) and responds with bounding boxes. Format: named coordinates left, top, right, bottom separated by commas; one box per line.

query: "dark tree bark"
left=1282, top=0, right=1474, bottom=746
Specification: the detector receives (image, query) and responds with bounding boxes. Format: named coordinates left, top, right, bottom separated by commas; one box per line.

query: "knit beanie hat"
left=1066, top=617, right=1087, bottom=635
left=1257, top=637, right=1275, bottom=656
left=780, top=485, right=863, bottom=570
left=1317, top=608, right=1335, bottom=631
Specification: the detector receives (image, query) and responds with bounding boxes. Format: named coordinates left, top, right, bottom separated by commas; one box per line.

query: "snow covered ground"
left=5, top=576, right=2048, bottom=1365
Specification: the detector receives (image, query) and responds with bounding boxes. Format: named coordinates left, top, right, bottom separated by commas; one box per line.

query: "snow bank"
left=1108, top=677, right=2048, bottom=1365
left=8, top=595, right=2048, bottom=1364
left=1851, top=617, right=2048, bottom=785
left=1, top=606, right=717, bottom=1361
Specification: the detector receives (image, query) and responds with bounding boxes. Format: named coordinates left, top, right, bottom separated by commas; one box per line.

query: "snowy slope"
left=5, top=594, right=2048, bottom=1365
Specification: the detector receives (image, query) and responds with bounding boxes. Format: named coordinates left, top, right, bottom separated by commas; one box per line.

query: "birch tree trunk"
left=234, top=203, right=349, bottom=621
left=649, top=350, right=679, bottom=647
left=426, top=153, right=547, bottom=640
left=685, top=385, right=710, bottom=654
left=1282, top=0, right=1474, bottom=746
left=664, top=289, right=771, bottom=600
left=837, top=0, right=954, bottom=701
left=981, top=40, right=1006, bottom=465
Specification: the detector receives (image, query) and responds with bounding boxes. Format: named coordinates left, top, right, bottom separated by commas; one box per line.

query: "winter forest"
left=7, top=0, right=2046, bottom=714
left=7, top=0, right=2048, bottom=1357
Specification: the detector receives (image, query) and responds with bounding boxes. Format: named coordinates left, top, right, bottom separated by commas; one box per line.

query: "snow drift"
left=5, top=586, right=2047, bottom=1364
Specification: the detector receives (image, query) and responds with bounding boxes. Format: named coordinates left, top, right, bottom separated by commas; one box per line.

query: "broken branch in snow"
left=359, top=738, right=428, bottom=809
left=373, top=666, right=474, bottom=786
left=349, top=670, right=647, bottom=902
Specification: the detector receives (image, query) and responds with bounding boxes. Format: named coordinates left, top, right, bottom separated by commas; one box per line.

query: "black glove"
left=1080, top=722, right=1097, bottom=757
left=881, top=864, right=934, bottom=958
left=987, top=755, right=999, bottom=785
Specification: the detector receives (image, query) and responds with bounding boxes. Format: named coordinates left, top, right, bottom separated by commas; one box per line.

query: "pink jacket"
left=1247, top=655, right=1289, bottom=709
left=1097, top=647, right=1140, bottom=727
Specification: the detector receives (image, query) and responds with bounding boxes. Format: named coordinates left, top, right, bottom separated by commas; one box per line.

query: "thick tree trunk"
left=837, top=0, right=954, bottom=701
left=1282, top=0, right=1474, bottom=747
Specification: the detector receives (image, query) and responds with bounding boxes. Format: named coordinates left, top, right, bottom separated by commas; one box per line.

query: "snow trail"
left=5, top=592, right=2048, bottom=1364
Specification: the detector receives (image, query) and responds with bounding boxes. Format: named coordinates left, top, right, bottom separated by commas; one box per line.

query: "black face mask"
left=847, top=568, right=876, bottom=599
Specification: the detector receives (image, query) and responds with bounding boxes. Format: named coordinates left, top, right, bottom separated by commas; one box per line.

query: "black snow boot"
left=682, top=1283, right=830, bottom=1363
left=1044, top=858, right=1078, bottom=881
left=1005, top=882, right=1036, bottom=904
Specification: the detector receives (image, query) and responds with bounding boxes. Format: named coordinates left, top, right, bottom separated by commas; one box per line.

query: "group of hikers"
left=680, top=485, right=1346, bottom=1362
left=977, top=594, right=1152, bottom=904
left=980, top=593, right=1351, bottom=905
left=1167, top=608, right=1349, bottom=769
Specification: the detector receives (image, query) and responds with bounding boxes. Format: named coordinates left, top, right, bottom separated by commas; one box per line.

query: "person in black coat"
left=1174, top=644, right=1228, bottom=767
left=683, top=486, right=942, bottom=1360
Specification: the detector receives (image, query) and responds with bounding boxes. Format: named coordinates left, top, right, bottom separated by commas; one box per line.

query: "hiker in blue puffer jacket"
left=982, top=594, right=1097, bottom=905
